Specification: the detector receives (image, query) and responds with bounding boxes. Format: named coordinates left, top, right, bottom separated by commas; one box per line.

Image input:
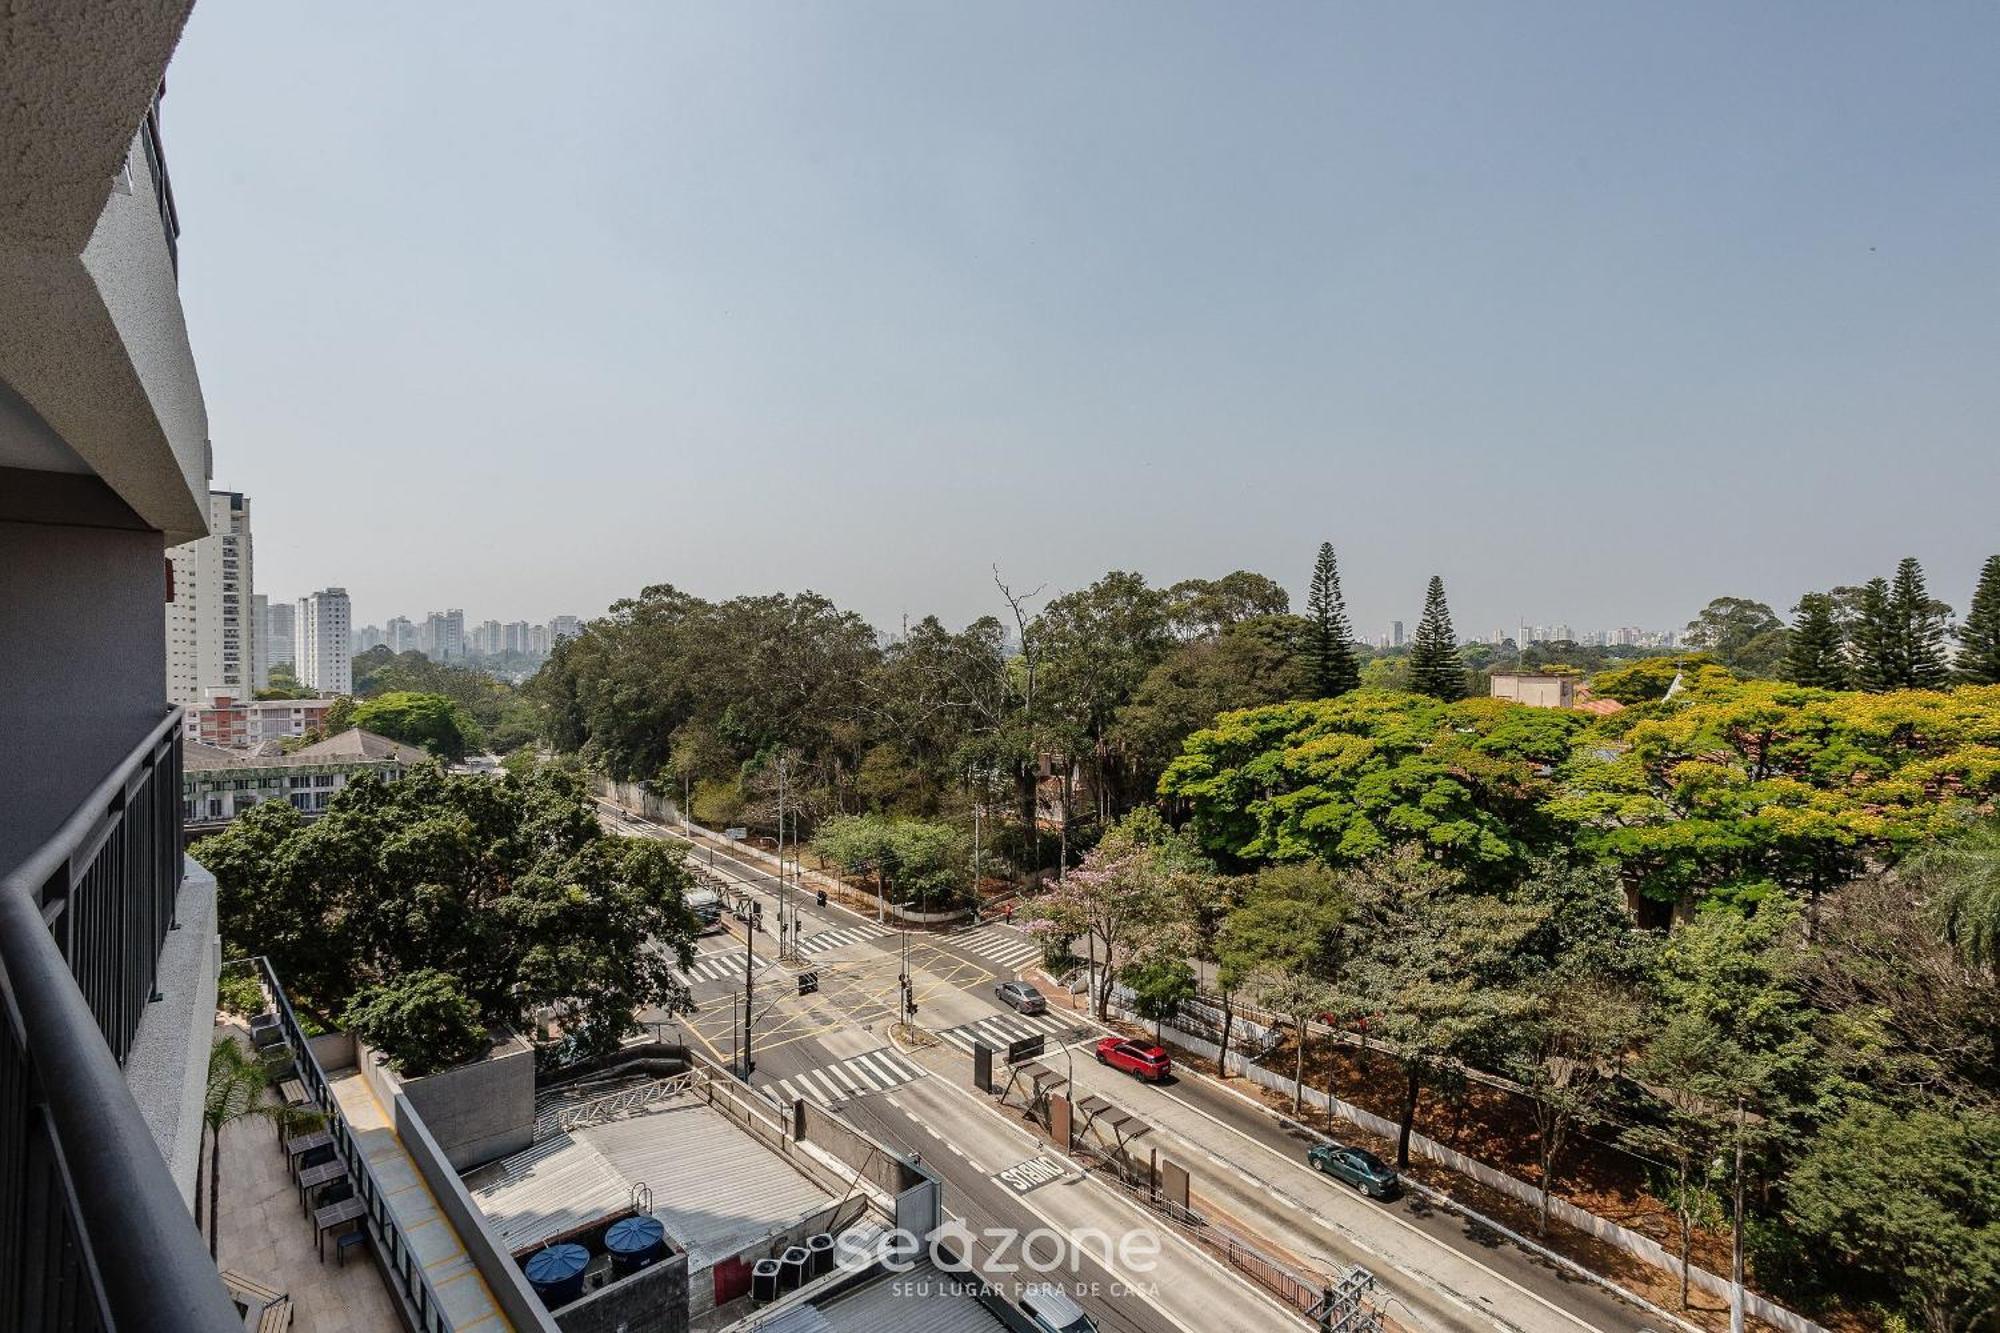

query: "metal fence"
left=0, top=712, right=242, bottom=1331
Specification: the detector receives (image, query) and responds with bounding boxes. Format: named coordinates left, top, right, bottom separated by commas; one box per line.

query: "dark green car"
left=1306, top=1143, right=1399, bottom=1199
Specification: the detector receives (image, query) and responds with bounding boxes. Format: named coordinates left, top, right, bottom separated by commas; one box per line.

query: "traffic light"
left=798, top=970, right=819, bottom=996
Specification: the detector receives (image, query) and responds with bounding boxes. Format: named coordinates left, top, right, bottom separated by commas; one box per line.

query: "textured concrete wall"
left=124, top=856, right=219, bottom=1203
left=390, top=1031, right=537, bottom=1170
left=0, top=516, right=166, bottom=871
left=554, top=1253, right=689, bottom=1333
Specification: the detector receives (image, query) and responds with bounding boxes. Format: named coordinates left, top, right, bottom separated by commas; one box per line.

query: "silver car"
left=994, top=980, right=1047, bottom=1015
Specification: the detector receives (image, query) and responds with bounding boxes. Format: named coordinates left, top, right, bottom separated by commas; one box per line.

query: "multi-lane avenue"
left=599, top=800, right=1668, bottom=1333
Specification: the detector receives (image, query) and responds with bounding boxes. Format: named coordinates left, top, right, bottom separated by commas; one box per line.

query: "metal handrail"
left=0, top=708, right=242, bottom=1330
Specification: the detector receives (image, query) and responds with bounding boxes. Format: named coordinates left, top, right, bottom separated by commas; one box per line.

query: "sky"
left=164, top=2, right=2000, bottom=641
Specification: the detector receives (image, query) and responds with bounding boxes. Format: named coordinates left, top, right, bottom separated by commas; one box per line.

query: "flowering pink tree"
left=1024, top=810, right=1206, bottom=1018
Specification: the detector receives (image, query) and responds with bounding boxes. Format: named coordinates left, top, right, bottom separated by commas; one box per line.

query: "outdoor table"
left=285, top=1129, right=333, bottom=1177
left=279, top=1078, right=309, bottom=1107
left=296, top=1161, right=345, bottom=1215
left=313, top=1197, right=366, bottom=1261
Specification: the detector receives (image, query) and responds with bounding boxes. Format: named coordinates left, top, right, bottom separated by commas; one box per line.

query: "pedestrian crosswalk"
left=798, top=922, right=895, bottom=955
left=679, top=952, right=771, bottom=985
left=950, top=925, right=1042, bottom=971
left=757, top=1048, right=927, bottom=1108
left=935, top=1009, right=1084, bottom=1055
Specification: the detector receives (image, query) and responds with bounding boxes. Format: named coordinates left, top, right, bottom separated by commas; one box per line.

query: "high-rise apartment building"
left=266, top=599, right=294, bottom=668
left=354, top=623, right=384, bottom=652
left=550, top=614, right=582, bottom=642
left=422, top=608, right=465, bottom=661
left=296, top=588, right=353, bottom=695
left=249, top=593, right=269, bottom=690
left=386, top=615, right=416, bottom=654
left=476, top=618, right=502, bottom=655
left=530, top=623, right=552, bottom=656
left=165, top=490, right=253, bottom=704
left=1391, top=620, right=1404, bottom=648
left=504, top=620, right=530, bottom=654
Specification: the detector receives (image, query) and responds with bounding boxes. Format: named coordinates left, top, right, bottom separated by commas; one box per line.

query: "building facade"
left=386, top=614, right=416, bottom=654
left=181, top=691, right=334, bottom=749
left=182, top=730, right=425, bottom=826
left=164, top=489, right=253, bottom=704
left=296, top=587, right=353, bottom=695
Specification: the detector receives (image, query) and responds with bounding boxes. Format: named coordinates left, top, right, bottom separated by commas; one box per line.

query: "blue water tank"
left=524, top=1243, right=590, bottom=1307
left=604, top=1215, right=668, bottom=1275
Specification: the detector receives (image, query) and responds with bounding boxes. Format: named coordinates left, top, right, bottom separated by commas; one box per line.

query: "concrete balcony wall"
left=123, top=856, right=221, bottom=1203
left=0, top=516, right=168, bottom=872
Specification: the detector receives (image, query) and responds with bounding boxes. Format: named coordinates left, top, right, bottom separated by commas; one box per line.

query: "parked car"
left=1019, top=1283, right=1097, bottom=1333
left=686, top=887, right=725, bottom=935
left=995, top=980, right=1047, bottom=1015
left=1306, top=1142, right=1398, bottom=1198
left=1095, top=1037, right=1171, bottom=1082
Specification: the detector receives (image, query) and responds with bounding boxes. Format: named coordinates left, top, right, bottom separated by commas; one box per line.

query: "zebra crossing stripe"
left=760, top=1049, right=925, bottom=1107
left=799, top=923, right=895, bottom=954
left=939, top=1011, right=1075, bottom=1052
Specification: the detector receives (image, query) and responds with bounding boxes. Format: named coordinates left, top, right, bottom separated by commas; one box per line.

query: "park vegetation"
left=200, top=763, right=700, bottom=1075
left=526, top=546, right=1999, bottom=1327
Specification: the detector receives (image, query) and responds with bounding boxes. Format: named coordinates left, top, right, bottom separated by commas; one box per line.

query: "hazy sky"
left=165, top=3, right=1999, bottom=640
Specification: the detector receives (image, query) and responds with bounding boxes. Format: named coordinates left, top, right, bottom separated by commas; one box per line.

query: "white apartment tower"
left=296, top=588, right=353, bottom=695
left=165, top=491, right=255, bottom=705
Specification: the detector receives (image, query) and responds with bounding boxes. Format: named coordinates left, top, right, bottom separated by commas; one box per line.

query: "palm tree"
left=1909, top=821, right=2000, bottom=975
left=197, top=1036, right=323, bottom=1259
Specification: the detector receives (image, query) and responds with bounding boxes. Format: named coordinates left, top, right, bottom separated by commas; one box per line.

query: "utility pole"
left=683, top=773, right=691, bottom=835
left=742, top=901, right=758, bottom=1075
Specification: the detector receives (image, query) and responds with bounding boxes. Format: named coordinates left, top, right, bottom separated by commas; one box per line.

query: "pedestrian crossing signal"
left=798, top=970, right=819, bottom=996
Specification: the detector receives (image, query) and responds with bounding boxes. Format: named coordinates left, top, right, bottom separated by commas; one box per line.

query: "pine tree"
left=1304, top=542, right=1360, bottom=698
left=1958, top=554, right=2000, bottom=685
left=1850, top=578, right=1900, bottom=692
left=1890, top=556, right=1951, bottom=690
left=1408, top=575, right=1465, bottom=701
left=1783, top=593, right=1849, bottom=689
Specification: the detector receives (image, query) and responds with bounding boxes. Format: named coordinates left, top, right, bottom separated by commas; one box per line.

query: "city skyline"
left=164, top=3, right=1999, bottom=639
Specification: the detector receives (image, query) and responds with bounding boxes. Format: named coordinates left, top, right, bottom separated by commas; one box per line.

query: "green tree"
left=1163, top=691, right=1582, bottom=882
left=202, top=765, right=699, bottom=1064
left=1165, top=571, right=1291, bottom=641
left=1218, top=863, right=1351, bottom=1105
left=1849, top=577, right=1901, bottom=692
left=322, top=694, right=356, bottom=736
left=1683, top=596, right=1787, bottom=677
left=1112, top=614, right=1311, bottom=795
left=1304, top=543, right=1360, bottom=699
left=1021, top=810, right=1203, bottom=1018
left=1123, top=955, right=1197, bottom=1041
left=1959, top=554, right=2000, bottom=685
left=1784, top=1102, right=2000, bottom=1333
left=1337, top=850, right=1543, bottom=1167
left=1907, top=819, right=2000, bottom=977
left=349, top=691, right=478, bottom=760
left=1783, top=593, right=1849, bottom=689
left=198, top=1036, right=321, bottom=1258
left=341, top=969, right=489, bottom=1076
left=1509, top=974, right=1645, bottom=1235
left=1407, top=576, right=1465, bottom=701
left=1892, top=556, right=1953, bottom=690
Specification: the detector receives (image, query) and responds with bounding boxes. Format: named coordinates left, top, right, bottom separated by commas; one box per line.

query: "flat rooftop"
left=463, top=1086, right=835, bottom=1271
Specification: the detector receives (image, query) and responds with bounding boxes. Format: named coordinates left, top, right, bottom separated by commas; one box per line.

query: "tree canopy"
left=199, top=764, right=699, bottom=1069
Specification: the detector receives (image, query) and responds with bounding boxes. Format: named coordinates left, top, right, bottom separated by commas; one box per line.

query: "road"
left=600, top=801, right=1662, bottom=1333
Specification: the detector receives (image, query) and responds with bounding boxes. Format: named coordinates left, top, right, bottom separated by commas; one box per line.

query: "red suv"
left=1095, top=1038, right=1171, bottom=1082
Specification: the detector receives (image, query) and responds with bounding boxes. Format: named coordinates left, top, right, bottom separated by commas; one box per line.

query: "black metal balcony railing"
left=140, top=95, right=180, bottom=277
left=0, top=710, right=241, bottom=1331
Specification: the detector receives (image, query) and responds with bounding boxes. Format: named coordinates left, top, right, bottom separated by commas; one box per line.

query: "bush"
left=216, top=969, right=266, bottom=1018
left=341, top=970, right=489, bottom=1076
